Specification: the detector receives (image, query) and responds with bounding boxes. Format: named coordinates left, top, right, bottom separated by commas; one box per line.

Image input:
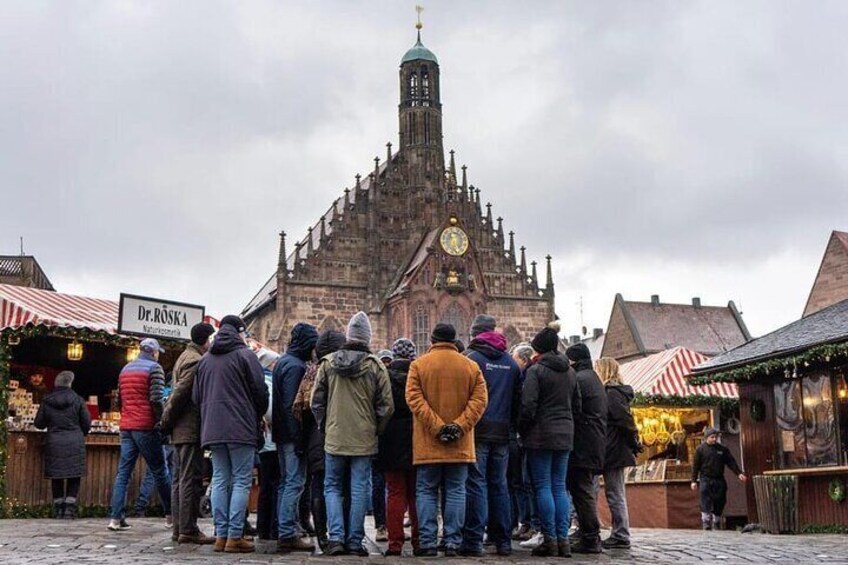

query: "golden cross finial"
left=415, top=5, right=424, bottom=30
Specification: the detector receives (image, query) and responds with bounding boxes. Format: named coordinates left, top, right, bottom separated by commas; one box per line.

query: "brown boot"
left=558, top=538, right=572, bottom=558
left=179, top=531, right=216, bottom=545
left=277, top=536, right=316, bottom=553
left=224, top=537, right=255, bottom=553
left=212, top=537, right=227, bottom=552
left=531, top=536, right=558, bottom=557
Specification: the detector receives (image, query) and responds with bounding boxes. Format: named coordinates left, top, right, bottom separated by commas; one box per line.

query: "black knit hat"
left=220, top=315, right=247, bottom=333
left=190, top=322, right=216, bottom=346
left=565, top=342, right=592, bottom=362
left=431, top=323, right=457, bottom=344
left=531, top=321, right=561, bottom=354
left=316, top=330, right=346, bottom=359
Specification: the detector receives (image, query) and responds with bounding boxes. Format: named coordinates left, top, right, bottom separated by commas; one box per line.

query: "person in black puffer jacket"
left=376, top=338, right=420, bottom=556
left=294, top=329, right=346, bottom=551
left=520, top=322, right=581, bottom=558
left=564, top=342, right=607, bottom=555
left=34, top=371, right=91, bottom=519
left=596, top=357, right=640, bottom=549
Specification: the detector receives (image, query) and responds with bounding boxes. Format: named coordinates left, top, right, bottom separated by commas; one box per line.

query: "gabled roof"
left=615, top=294, right=751, bottom=357
left=692, top=298, right=848, bottom=375
left=0, top=283, right=117, bottom=334
left=389, top=228, right=440, bottom=299
left=620, top=346, right=737, bottom=398
left=802, top=230, right=848, bottom=317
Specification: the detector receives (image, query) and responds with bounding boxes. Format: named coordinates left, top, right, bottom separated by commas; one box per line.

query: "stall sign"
left=118, top=293, right=205, bottom=342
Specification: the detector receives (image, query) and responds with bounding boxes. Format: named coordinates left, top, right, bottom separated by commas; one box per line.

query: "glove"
left=437, top=423, right=463, bottom=443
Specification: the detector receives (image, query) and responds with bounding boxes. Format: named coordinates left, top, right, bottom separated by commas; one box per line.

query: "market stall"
left=596, top=347, right=743, bottom=529
left=690, top=299, right=848, bottom=532
left=0, top=284, right=185, bottom=514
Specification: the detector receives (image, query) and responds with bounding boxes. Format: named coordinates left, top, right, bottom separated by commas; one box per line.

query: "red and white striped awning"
left=620, top=346, right=737, bottom=398
left=0, top=284, right=119, bottom=334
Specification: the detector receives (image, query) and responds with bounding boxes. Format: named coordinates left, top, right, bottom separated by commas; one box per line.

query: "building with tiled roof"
left=803, top=230, right=848, bottom=317
left=241, top=26, right=555, bottom=353
left=0, top=256, right=53, bottom=291
left=600, top=293, right=751, bottom=363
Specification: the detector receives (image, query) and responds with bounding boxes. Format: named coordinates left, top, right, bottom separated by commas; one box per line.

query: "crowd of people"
left=35, top=308, right=742, bottom=556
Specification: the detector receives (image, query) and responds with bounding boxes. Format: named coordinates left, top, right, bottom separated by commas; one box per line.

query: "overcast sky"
left=2, top=1, right=846, bottom=340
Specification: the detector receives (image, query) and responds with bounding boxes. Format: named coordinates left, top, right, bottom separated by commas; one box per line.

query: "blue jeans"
left=210, top=443, right=256, bottom=539
left=522, top=451, right=540, bottom=529
left=526, top=449, right=571, bottom=539
left=462, top=442, right=511, bottom=551
left=416, top=463, right=468, bottom=550
left=325, top=454, right=371, bottom=550
left=135, top=444, right=173, bottom=512
left=110, top=430, right=171, bottom=519
left=276, top=442, right=306, bottom=540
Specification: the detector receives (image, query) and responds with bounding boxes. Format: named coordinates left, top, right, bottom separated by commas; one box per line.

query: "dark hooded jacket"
left=569, top=357, right=608, bottom=472
left=272, top=323, right=318, bottom=445
left=466, top=331, right=522, bottom=444
left=604, top=383, right=639, bottom=470
left=310, top=343, right=394, bottom=457
left=34, top=387, right=91, bottom=479
left=376, top=358, right=414, bottom=472
left=193, top=325, right=269, bottom=448
left=519, top=352, right=581, bottom=451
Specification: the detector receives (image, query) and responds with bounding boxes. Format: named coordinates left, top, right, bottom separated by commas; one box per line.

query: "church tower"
left=398, top=17, right=444, bottom=206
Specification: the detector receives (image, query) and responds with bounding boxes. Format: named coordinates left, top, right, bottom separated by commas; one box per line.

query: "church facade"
left=241, top=28, right=556, bottom=353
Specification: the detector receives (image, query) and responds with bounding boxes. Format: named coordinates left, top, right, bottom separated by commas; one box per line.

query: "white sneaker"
left=520, top=531, right=543, bottom=549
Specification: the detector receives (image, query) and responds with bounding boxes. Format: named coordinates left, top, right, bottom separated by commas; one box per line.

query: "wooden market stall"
left=0, top=284, right=183, bottom=512
left=596, top=346, right=744, bottom=529
left=690, top=299, right=848, bottom=532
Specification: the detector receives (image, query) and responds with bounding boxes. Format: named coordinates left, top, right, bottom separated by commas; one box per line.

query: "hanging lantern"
left=126, top=346, right=140, bottom=362
left=67, top=340, right=84, bottom=361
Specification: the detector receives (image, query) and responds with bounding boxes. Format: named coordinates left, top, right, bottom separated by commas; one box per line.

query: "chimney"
left=593, top=328, right=604, bottom=340
left=692, top=297, right=702, bottom=309
left=651, top=294, right=660, bottom=306
left=569, top=335, right=581, bottom=345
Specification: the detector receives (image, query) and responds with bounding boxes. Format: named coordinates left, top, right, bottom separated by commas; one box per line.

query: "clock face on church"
left=440, top=226, right=469, bottom=256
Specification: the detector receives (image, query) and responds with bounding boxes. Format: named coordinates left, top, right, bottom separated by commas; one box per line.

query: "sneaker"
left=347, top=545, right=369, bottom=557
left=602, top=537, right=630, bottom=549
left=375, top=526, right=388, bottom=542
left=512, top=523, right=532, bottom=541
left=571, top=538, right=603, bottom=554
left=107, top=519, right=131, bottom=531
left=165, top=514, right=173, bottom=527
left=519, top=531, right=543, bottom=549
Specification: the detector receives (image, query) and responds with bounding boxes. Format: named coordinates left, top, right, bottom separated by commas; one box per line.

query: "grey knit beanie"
left=346, top=311, right=372, bottom=346
left=470, top=314, right=497, bottom=338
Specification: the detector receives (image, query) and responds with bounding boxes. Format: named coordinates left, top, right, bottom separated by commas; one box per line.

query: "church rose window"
left=440, top=302, right=468, bottom=343
left=413, top=304, right=430, bottom=355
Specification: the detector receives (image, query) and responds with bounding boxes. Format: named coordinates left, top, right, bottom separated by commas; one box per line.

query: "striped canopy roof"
left=619, top=346, right=737, bottom=398
left=0, top=284, right=119, bottom=334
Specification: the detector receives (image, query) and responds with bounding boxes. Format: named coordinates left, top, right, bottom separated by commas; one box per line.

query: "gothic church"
left=242, top=25, right=556, bottom=353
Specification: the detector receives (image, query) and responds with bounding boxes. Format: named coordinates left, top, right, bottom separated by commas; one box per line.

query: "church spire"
left=320, top=215, right=327, bottom=243
left=520, top=246, right=527, bottom=274
left=485, top=202, right=493, bottom=227
left=277, top=231, right=288, bottom=272
left=531, top=261, right=539, bottom=289
left=509, top=230, right=516, bottom=259
left=546, top=254, right=555, bottom=297
left=307, top=226, right=314, bottom=255
left=497, top=217, right=504, bottom=243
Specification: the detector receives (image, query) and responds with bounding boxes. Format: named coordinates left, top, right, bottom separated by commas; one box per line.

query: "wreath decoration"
left=829, top=479, right=846, bottom=504
left=724, top=417, right=741, bottom=434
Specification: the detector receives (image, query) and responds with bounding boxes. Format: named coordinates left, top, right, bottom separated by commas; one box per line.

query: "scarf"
left=293, top=362, right=318, bottom=422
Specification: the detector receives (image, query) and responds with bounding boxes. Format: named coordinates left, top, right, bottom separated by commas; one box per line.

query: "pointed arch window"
left=408, top=71, right=419, bottom=106
left=424, top=113, right=431, bottom=144
left=421, top=66, right=430, bottom=106
left=440, top=302, right=469, bottom=343
left=413, top=303, right=431, bottom=355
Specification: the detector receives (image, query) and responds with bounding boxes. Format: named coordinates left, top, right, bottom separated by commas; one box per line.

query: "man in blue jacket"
left=460, top=314, right=522, bottom=557
left=272, top=323, right=319, bottom=553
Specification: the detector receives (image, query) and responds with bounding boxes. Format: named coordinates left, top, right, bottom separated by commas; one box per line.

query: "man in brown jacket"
left=161, top=322, right=215, bottom=544
left=406, top=323, right=488, bottom=556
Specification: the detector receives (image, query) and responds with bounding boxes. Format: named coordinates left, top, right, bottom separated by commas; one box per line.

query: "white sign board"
left=118, top=293, right=205, bottom=342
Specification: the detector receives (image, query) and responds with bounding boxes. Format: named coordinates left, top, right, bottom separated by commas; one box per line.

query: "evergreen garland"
left=688, top=340, right=848, bottom=386
left=632, top=393, right=739, bottom=418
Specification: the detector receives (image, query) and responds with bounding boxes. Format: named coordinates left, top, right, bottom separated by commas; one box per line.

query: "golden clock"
left=440, top=226, right=469, bottom=256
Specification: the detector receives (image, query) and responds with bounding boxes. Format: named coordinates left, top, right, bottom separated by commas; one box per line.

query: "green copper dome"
left=401, top=31, right=438, bottom=65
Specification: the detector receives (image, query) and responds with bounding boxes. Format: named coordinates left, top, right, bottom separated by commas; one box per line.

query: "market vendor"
left=690, top=427, right=746, bottom=531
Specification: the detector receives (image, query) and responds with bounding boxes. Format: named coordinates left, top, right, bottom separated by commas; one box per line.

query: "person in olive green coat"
left=310, top=312, right=393, bottom=556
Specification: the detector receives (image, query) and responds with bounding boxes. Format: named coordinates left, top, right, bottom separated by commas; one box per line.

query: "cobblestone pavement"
left=0, top=518, right=846, bottom=564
